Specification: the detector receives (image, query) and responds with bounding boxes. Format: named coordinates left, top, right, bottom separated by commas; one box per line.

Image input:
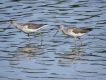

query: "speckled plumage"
left=68, top=27, right=92, bottom=34
left=54, top=25, right=93, bottom=47
left=22, top=23, right=47, bottom=29
left=58, top=25, right=92, bottom=38
left=8, top=20, right=48, bottom=43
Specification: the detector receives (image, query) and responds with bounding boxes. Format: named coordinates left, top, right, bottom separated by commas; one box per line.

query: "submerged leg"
left=78, top=37, right=82, bottom=46
left=28, top=34, right=30, bottom=43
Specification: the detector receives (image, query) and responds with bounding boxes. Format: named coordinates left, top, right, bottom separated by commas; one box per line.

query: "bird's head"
left=8, top=20, right=17, bottom=27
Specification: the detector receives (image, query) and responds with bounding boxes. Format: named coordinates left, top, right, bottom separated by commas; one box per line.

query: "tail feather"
left=83, top=28, right=93, bottom=32
left=87, top=28, right=93, bottom=31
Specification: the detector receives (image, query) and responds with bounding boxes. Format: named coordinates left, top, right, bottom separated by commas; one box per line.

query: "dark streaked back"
left=22, top=24, right=47, bottom=29
left=68, top=27, right=92, bottom=34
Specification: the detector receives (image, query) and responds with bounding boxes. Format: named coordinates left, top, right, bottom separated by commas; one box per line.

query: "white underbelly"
left=23, top=28, right=37, bottom=33
left=69, top=32, right=85, bottom=37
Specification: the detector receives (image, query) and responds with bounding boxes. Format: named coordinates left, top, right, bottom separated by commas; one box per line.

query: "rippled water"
left=0, top=0, right=106, bottom=80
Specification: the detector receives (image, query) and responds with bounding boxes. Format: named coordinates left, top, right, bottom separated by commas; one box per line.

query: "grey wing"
left=68, top=27, right=87, bottom=33
left=22, top=24, right=46, bottom=29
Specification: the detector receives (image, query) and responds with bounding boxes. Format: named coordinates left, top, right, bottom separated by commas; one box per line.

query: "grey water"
left=0, top=0, right=106, bottom=80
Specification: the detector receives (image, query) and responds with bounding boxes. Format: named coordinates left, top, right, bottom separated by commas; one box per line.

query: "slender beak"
left=4, top=24, right=11, bottom=31
left=8, top=24, right=11, bottom=28
left=53, top=30, right=59, bottom=37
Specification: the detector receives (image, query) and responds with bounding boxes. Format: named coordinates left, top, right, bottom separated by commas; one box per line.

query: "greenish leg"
left=36, top=32, right=43, bottom=45
left=39, top=32, right=42, bottom=45
left=74, top=38, right=77, bottom=47
left=28, top=34, right=30, bottom=43
left=78, top=37, right=82, bottom=46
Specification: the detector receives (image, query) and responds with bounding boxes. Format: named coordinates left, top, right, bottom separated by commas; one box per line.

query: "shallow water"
left=0, top=0, right=106, bottom=80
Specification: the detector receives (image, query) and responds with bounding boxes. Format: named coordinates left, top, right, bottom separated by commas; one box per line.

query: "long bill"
left=4, top=24, right=11, bottom=31
left=53, top=30, right=59, bottom=37
left=8, top=24, right=11, bottom=28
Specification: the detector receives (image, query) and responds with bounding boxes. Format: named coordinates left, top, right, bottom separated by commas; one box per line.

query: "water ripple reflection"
left=0, top=0, right=106, bottom=80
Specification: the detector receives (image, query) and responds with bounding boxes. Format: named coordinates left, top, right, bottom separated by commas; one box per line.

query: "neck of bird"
left=14, top=22, right=21, bottom=29
left=62, top=27, right=68, bottom=34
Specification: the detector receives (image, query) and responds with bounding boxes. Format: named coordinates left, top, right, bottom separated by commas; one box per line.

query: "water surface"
left=0, top=0, right=106, bottom=80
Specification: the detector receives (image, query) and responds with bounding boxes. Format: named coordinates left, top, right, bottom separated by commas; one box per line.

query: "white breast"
left=22, top=25, right=48, bottom=33
left=22, top=25, right=37, bottom=33
left=68, top=30, right=85, bottom=37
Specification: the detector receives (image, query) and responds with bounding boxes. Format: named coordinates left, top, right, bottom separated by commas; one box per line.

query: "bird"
left=54, top=25, right=92, bottom=47
left=8, top=20, right=48, bottom=44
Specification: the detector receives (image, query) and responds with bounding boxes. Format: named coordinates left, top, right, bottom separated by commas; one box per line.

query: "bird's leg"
left=74, top=37, right=77, bottom=47
left=36, top=32, right=43, bottom=45
left=78, top=37, right=82, bottom=46
left=39, top=32, right=42, bottom=45
left=28, top=34, right=30, bottom=43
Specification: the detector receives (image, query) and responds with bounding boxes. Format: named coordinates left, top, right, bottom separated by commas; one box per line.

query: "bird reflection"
left=67, top=48, right=83, bottom=55
left=56, top=48, right=83, bottom=64
left=20, top=44, right=36, bottom=56
left=12, top=43, right=44, bottom=58
left=20, top=44, right=44, bottom=56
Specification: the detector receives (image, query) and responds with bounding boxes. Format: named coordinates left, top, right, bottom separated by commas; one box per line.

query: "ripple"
left=0, top=0, right=106, bottom=80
